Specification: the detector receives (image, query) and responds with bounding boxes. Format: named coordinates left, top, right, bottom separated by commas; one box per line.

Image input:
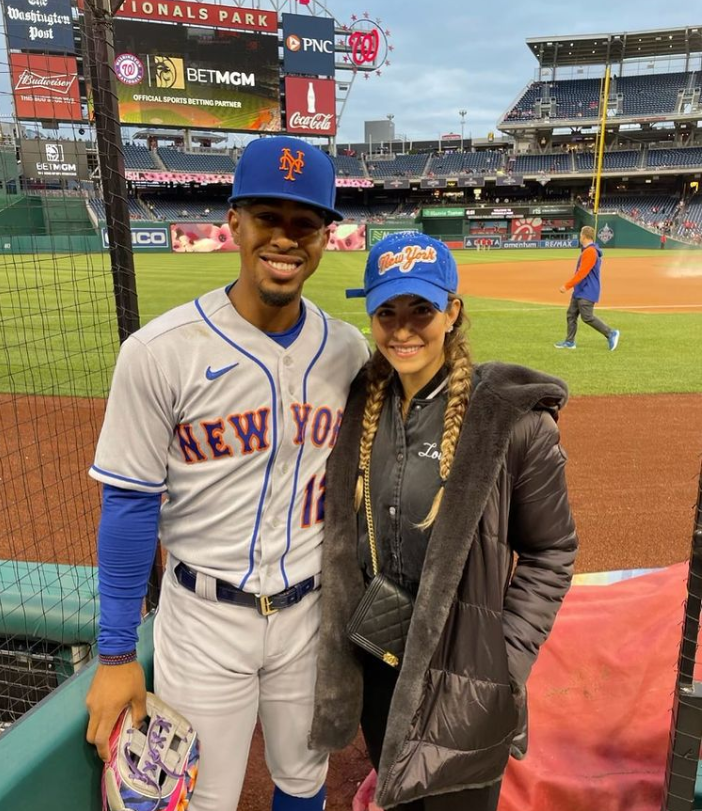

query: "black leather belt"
left=174, top=562, right=317, bottom=616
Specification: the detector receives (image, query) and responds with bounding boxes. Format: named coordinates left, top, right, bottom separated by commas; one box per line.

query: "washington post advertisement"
left=110, top=19, right=280, bottom=130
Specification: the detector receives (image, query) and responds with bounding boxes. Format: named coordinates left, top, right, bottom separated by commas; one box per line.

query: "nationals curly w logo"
left=349, top=29, right=379, bottom=65
left=279, top=147, right=305, bottom=181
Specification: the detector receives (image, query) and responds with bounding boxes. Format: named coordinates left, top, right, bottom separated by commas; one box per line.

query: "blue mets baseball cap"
left=347, top=231, right=459, bottom=315
left=228, top=135, right=343, bottom=221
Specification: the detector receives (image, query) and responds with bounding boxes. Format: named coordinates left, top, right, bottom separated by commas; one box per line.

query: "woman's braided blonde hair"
left=354, top=295, right=472, bottom=530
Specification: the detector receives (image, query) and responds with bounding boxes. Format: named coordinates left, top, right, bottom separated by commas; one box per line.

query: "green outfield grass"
left=1, top=249, right=699, bottom=399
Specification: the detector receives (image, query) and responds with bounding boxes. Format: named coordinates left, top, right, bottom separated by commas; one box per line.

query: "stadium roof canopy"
left=526, top=25, right=702, bottom=67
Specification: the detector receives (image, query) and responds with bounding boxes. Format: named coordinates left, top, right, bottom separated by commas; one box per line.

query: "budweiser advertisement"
left=284, top=77, right=336, bottom=136
left=10, top=54, right=82, bottom=121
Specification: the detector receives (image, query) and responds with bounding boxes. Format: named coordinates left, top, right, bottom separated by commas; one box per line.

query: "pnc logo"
left=286, top=33, right=333, bottom=54
left=279, top=148, right=305, bottom=181
left=286, top=34, right=302, bottom=52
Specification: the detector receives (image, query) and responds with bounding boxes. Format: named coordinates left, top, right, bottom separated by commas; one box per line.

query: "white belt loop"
left=195, top=570, right=219, bottom=602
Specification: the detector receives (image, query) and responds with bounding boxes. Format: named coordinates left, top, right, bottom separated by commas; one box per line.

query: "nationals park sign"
left=113, top=0, right=277, bottom=31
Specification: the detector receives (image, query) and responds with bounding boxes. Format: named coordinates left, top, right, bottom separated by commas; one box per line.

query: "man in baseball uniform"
left=86, top=135, right=369, bottom=811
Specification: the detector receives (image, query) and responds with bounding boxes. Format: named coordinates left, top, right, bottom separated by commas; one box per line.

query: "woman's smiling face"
left=371, top=295, right=460, bottom=392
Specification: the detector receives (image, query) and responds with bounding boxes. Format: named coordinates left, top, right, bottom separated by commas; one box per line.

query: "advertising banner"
left=103, top=225, right=171, bottom=251
left=495, top=174, right=524, bottom=187
left=337, top=177, right=372, bottom=187
left=510, top=217, right=543, bottom=241
left=326, top=222, right=365, bottom=251
left=420, top=178, right=447, bottom=189
left=171, top=221, right=237, bottom=252
left=422, top=207, right=464, bottom=218
left=10, top=53, right=82, bottom=121
left=4, top=0, right=74, bottom=52
left=383, top=178, right=410, bottom=190
left=530, top=205, right=573, bottom=215
left=502, top=240, right=540, bottom=249
left=465, top=206, right=530, bottom=219
left=457, top=176, right=485, bottom=188
left=112, top=20, right=280, bottom=131
left=463, top=236, right=502, bottom=249
left=20, top=139, right=89, bottom=180
left=125, top=170, right=233, bottom=184
left=282, top=13, right=335, bottom=77
left=284, top=76, right=336, bottom=136
left=109, top=0, right=277, bottom=32
left=542, top=239, right=579, bottom=248
left=367, top=226, right=418, bottom=248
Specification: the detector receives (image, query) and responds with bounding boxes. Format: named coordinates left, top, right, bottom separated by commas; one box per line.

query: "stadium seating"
left=331, top=155, right=366, bottom=177
left=551, top=78, right=602, bottom=120
left=157, top=148, right=235, bottom=173
left=365, top=154, right=431, bottom=178
left=122, top=143, right=158, bottom=170
left=504, top=71, right=700, bottom=122
left=647, top=147, right=702, bottom=168
left=675, top=196, right=702, bottom=240
left=597, top=194, right=678, bottom=226
left=574, top=150, right=641, bottom=171
left=511, top=152, right=574, bottom=174
left=142, top=198, right=229, bottom=221
left=87, top=197, right=150, bottom=221
left=427, top=151, right=504, bottom=176
left=619, top=72, right=693, bottom=117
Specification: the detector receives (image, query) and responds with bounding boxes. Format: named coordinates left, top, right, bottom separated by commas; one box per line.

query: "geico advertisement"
left=111, top=19, right=281, bottom=131
left=102, top=227, right=171, bottom=250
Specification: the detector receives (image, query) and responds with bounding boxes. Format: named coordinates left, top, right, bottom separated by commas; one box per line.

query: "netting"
left=663, top=467, right=702, bottom=811
left=0, top=0, right=137, bottom=730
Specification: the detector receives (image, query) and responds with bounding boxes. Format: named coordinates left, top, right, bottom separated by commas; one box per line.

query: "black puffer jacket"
left=310, top=361, right=578, bottom=808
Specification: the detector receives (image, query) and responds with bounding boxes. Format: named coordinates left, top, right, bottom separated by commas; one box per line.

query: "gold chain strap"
left=363, top=465, right=379, bottom=577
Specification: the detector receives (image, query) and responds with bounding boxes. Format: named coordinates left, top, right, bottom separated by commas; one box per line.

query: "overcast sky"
left=0, top=0, right=697, bottom=143
left=327, top=0, right=699, bottom=143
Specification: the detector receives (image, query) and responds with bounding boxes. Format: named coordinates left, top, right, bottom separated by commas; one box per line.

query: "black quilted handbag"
left=347, top=466, right=414, bottom=668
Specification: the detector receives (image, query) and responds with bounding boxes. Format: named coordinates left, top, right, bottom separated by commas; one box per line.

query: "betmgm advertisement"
left=111, top=19, right=280, bottom=130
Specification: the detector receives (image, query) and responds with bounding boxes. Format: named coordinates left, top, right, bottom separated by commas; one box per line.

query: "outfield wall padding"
left=575, top=209, right=698, bottom=250
left=0, top=615, right=154, bottom=811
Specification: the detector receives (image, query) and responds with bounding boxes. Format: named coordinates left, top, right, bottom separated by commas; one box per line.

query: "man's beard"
left=258, top=285, right=298, bottom=308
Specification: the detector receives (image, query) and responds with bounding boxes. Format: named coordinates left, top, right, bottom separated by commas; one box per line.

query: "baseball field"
left=1, top=245, right=701, bottom=809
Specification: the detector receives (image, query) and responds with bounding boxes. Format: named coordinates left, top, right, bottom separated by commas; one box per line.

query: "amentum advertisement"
left=112, top=19, right=281, bottom=131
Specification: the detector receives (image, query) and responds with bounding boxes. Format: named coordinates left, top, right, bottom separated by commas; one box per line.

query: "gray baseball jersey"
left=90, top=286, right=368, bottom=594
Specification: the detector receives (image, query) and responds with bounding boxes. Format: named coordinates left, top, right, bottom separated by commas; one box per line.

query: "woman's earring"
left=446, top=325, right=454, bottom=333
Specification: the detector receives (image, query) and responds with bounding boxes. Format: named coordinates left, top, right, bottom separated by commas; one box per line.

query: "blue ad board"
left=4, top=0, right=75, bottom=53
left=102, top=226, right=171, bottom=251
left=282, top=13, right=335, bottom=77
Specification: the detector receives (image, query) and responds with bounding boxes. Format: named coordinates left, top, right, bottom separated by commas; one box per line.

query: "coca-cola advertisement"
left=10, top=54, right=82, bottom=121
left=284, top=77, right=336, bottom=136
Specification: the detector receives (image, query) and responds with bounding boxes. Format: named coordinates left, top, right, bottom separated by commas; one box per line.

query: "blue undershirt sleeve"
left=97, top=483, right=161, bottom=655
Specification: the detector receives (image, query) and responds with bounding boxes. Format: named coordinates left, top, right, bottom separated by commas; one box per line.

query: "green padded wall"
left=0, top=615, right=154, bottom=811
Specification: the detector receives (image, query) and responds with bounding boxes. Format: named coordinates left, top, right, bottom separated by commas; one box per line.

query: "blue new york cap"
left=228, top=135, right=343, bottom=221
left=347, top=231, right=459, bottom=315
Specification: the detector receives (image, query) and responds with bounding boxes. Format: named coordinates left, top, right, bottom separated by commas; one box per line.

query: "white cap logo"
left=378, top=245, right=437, bottom=276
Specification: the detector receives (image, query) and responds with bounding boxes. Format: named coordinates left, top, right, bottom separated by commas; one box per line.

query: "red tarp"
left=355, top=564, right=688, bottom=811
left=501, top=563, right=685, bottom=810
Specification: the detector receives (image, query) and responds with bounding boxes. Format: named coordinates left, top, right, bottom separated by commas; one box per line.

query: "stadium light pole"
left=459, top=109, right=467, bottom=152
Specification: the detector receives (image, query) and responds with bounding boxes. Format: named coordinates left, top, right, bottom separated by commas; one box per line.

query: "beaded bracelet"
left=99, top=650, right=138, bottom=666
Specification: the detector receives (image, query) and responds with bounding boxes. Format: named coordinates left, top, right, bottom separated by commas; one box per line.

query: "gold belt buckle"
left=257, top=594, right=278, bottom=616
